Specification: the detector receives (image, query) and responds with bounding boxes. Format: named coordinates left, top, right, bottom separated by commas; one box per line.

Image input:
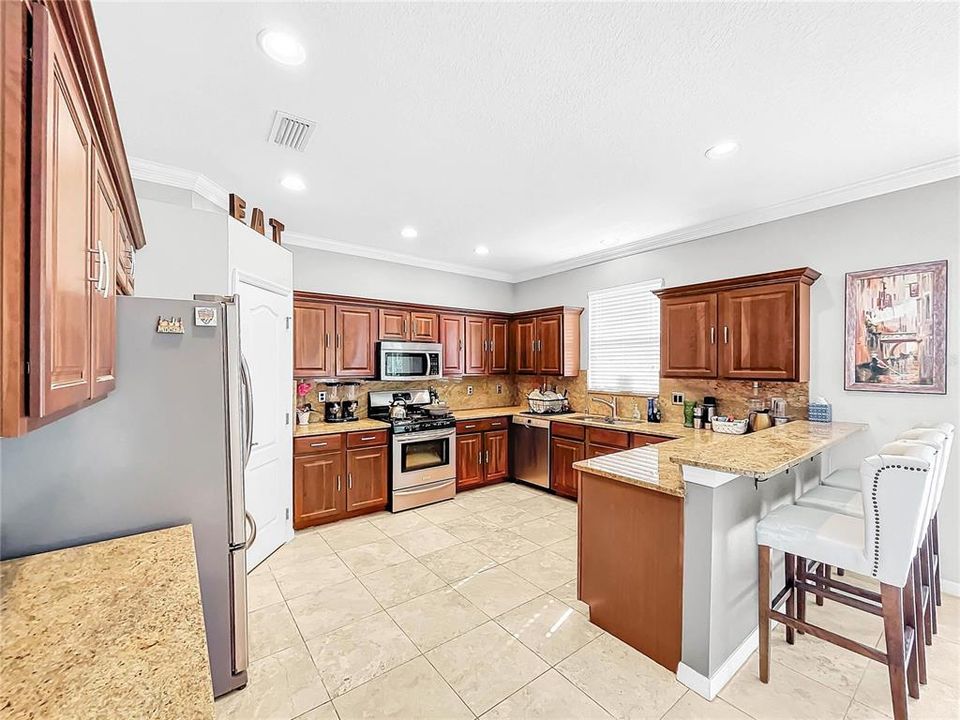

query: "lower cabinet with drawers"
left=293, top=429, right=389, bottom=529
left=455, top=416, right=510, bottom=491
left=550, top=422, right=671, bottom=499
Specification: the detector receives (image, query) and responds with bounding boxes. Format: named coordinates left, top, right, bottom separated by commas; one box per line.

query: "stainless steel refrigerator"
left=0, top=295, right=251, bottom=697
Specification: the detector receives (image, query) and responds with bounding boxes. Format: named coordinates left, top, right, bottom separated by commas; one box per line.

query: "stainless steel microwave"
left=378, top=341, right=443, bottom=381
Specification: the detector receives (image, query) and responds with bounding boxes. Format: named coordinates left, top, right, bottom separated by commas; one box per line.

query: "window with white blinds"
left=587, top=278, right=663, bottom=396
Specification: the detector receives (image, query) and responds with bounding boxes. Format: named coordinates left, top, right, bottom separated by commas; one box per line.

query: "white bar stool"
left=797, top=439, right=942, bottom=685
left=901, top=424, right=954, bottom=613
left=756, top=445, right=937, bottom=720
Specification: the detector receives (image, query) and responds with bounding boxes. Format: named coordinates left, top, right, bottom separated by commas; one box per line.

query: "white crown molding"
left=129, top=157, right=229, bottom=210
left=510, top=155, right=960, bottom=282
left=282, top=232, right=515, bottom=283
left=129, top=155, right=958, bottom=285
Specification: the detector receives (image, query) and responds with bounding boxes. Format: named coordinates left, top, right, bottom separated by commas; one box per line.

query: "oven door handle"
left=394, top=428, right=455, bottom=443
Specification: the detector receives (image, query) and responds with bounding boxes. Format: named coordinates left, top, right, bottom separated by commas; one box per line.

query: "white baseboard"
left=941, top=578, right=960, bottom=597
left=677, top=600, right=785, bottom=701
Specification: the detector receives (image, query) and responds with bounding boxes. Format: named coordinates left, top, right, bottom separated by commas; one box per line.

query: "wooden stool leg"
left=903, top=566, right=921, bottom=698
left=759, top=545, right=771, bottom=683
left=784, top=552, right=796, bottom=645
left=913, top=537, right=937, bottom=645
left=882, top=582, right=909, bottom=720
left=816, top=563, right=825, bottom=607
left=912, top=556, right=927, bottom=684
left=933, top=513, right=942, bottom=607
left=796, top=556, right=807, bottom=633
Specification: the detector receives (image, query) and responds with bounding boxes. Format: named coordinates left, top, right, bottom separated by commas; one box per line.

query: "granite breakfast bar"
left=572, top=420, right=867, bottom=699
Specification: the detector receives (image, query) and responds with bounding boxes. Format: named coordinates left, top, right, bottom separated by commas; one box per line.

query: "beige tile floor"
left=217, top=482, right=960, bottom=720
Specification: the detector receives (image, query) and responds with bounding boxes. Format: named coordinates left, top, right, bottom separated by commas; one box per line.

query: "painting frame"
left=844, top=259, right=947, bottom=394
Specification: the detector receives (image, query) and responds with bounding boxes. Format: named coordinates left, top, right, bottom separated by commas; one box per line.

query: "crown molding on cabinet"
left=129, top=157, right=230, bottom=211
left=130, top=155, right=958, bottom=284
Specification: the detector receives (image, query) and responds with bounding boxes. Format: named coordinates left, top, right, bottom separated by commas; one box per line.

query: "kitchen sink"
left=564, top=413, right=636, bottom=426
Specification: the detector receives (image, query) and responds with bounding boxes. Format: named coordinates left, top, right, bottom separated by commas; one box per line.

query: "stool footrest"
left=795, top=579, right=883, bottom=617
left=769, top=609, right=886, bottom=664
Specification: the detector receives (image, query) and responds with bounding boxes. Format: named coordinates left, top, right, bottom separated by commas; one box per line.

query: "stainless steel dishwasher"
left=511, top=415, right=551, bottom=489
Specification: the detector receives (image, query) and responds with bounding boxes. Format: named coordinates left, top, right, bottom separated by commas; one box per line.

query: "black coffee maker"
left=324, top=382, right=360, bottom=423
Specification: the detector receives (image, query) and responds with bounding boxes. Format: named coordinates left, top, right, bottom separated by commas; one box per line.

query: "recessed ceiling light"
left=400, top=226, right=418, bottom=239
left=474, top=245, right=490, bottom=256
left=705, top=141, right=740, bottom=160
left=280, top=174, right=306, bottom=191
left=258, top=29, right=306, bottom=66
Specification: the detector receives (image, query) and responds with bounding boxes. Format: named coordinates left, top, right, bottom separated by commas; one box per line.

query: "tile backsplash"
left=294, top=371, right=809, bottom=424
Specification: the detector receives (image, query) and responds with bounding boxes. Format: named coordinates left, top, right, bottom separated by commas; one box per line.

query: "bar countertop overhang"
left=573, top=420, right=869, bottom=494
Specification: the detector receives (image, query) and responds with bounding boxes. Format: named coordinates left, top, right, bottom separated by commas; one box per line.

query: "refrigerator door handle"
left=244, top=510, right=257, bottom=550
left=240, top=353, right=254, bottom=469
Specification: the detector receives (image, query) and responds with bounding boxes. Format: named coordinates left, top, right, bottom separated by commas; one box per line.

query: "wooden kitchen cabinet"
left=464, top=315, right=488, bottom=375
left=655, top=268, right=819, bottom=382
left=2, top=0, right=146, bottom=436
left=439, top=314, right=465, bottom=375
left=90, top=149, right=118, bottom=399
left=294, top=450, right=345, bottom=528
left=551, top=436, right=584, bottom=499
left=659, top=293, right=718, bottom=378
left=483, top=429, right=509, bottom=482
left=346, top=446, right=388, bottom=512
left=456, top=419, right=510, bottom=489
left=115, top=214, right=135, bottom=295
left=488, top=319, right=509, bottom=374
left=293, top=430, right=389, bottom=529
left=456, top=433, right=484, bottom=490
left=410, top=312, right=440, bottom=342
left=294, top=301, right=335, bottom=377
left=719, top=282, right=798, bottom=380
left=513, top=318, right=537, bottom=374
left=378, top=308, right=409, bottom=341
left=336, top=305, right=378, bottom=377
left=513, top=308, right=582, bottom=377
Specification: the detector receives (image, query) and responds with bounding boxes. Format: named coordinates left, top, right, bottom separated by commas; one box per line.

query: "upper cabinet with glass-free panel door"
left=293, top=300, right=335, bottom=377
left=655, top=268, right=819, bottom=382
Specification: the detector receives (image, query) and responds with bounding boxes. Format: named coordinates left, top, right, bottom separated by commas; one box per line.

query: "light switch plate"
left=672, top=392, right=684, bottom=405
left=467, top=385, right=474, bottom=396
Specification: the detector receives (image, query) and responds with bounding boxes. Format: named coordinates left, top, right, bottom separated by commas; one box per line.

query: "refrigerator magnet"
left=157, top=316, right=185, bottom=334
left=195, top=307, right=218, bottom=327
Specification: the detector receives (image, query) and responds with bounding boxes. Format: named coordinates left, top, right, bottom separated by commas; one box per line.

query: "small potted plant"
left=296, top=381, right=313, bottom=425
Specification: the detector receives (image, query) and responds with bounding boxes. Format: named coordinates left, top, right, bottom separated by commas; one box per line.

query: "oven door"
left=392, top=428, right=456, bottom=490
left=379, top=343, right=442, bottom=381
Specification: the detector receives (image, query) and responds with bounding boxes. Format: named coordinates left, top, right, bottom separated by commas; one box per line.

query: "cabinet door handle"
left=336, top=333, right=342, bottom=348
left=402, top=319, right=407, bottom=336
left=478, top=451, right=483, bottom=466
left=464, top=424, right=476, bottom=430
left=87, top=243, right=103, bottom=291
left=100, top=246, right=110, bottom=298
left=337, top=474, right=341, bottom=492
left=458, top=339, right=463, bottom=351
left=324, top=332, right=330, bottom=348
left=710, top=327, right=716, bottom=345
left=723, top=326, right=729, bottom=344
left=360, top=435, right=376, bottom=441
left=348, top=473, right=353, bottom=489
left=310, top=442, right=327, bottom=448
left=485, top=450, right=490, bottom=464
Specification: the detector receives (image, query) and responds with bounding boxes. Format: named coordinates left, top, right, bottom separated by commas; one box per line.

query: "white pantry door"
left=237, top=278, right=292, bottom=569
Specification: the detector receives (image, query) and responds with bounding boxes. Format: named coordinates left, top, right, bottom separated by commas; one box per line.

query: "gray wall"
left=289, top=245, right=515, bottom=312
left=513, top=178, right=960, bottom=586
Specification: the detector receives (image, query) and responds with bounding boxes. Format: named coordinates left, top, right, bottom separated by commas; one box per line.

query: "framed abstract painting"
left=844, top=260, right=947, bottom=394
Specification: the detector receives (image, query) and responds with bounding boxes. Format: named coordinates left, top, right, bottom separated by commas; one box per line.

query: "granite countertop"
left=294, top=417, right=391, bottom=437
left=452, top=405, right=527, bottom=421
left=574, top=421, right=867, bottom=496
left=668, top=420, right=868, bottom=479
left=0, top=526, right=214, bottom=719
left=552, top=416, right=694, bottom=439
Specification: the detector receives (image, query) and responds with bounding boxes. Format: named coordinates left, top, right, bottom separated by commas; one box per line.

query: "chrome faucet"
left=591, top=396, right=617, bottom=421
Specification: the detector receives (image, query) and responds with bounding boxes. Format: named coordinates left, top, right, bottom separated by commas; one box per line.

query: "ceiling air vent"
left=267, top=111, right=316, bottom=152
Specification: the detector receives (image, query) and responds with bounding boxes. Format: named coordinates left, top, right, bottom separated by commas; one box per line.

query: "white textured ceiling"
left=94, top=1, right=959, bottom=281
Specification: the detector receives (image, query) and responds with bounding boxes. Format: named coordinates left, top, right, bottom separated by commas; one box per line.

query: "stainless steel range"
left=369, top=389, right=457, bottom=511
